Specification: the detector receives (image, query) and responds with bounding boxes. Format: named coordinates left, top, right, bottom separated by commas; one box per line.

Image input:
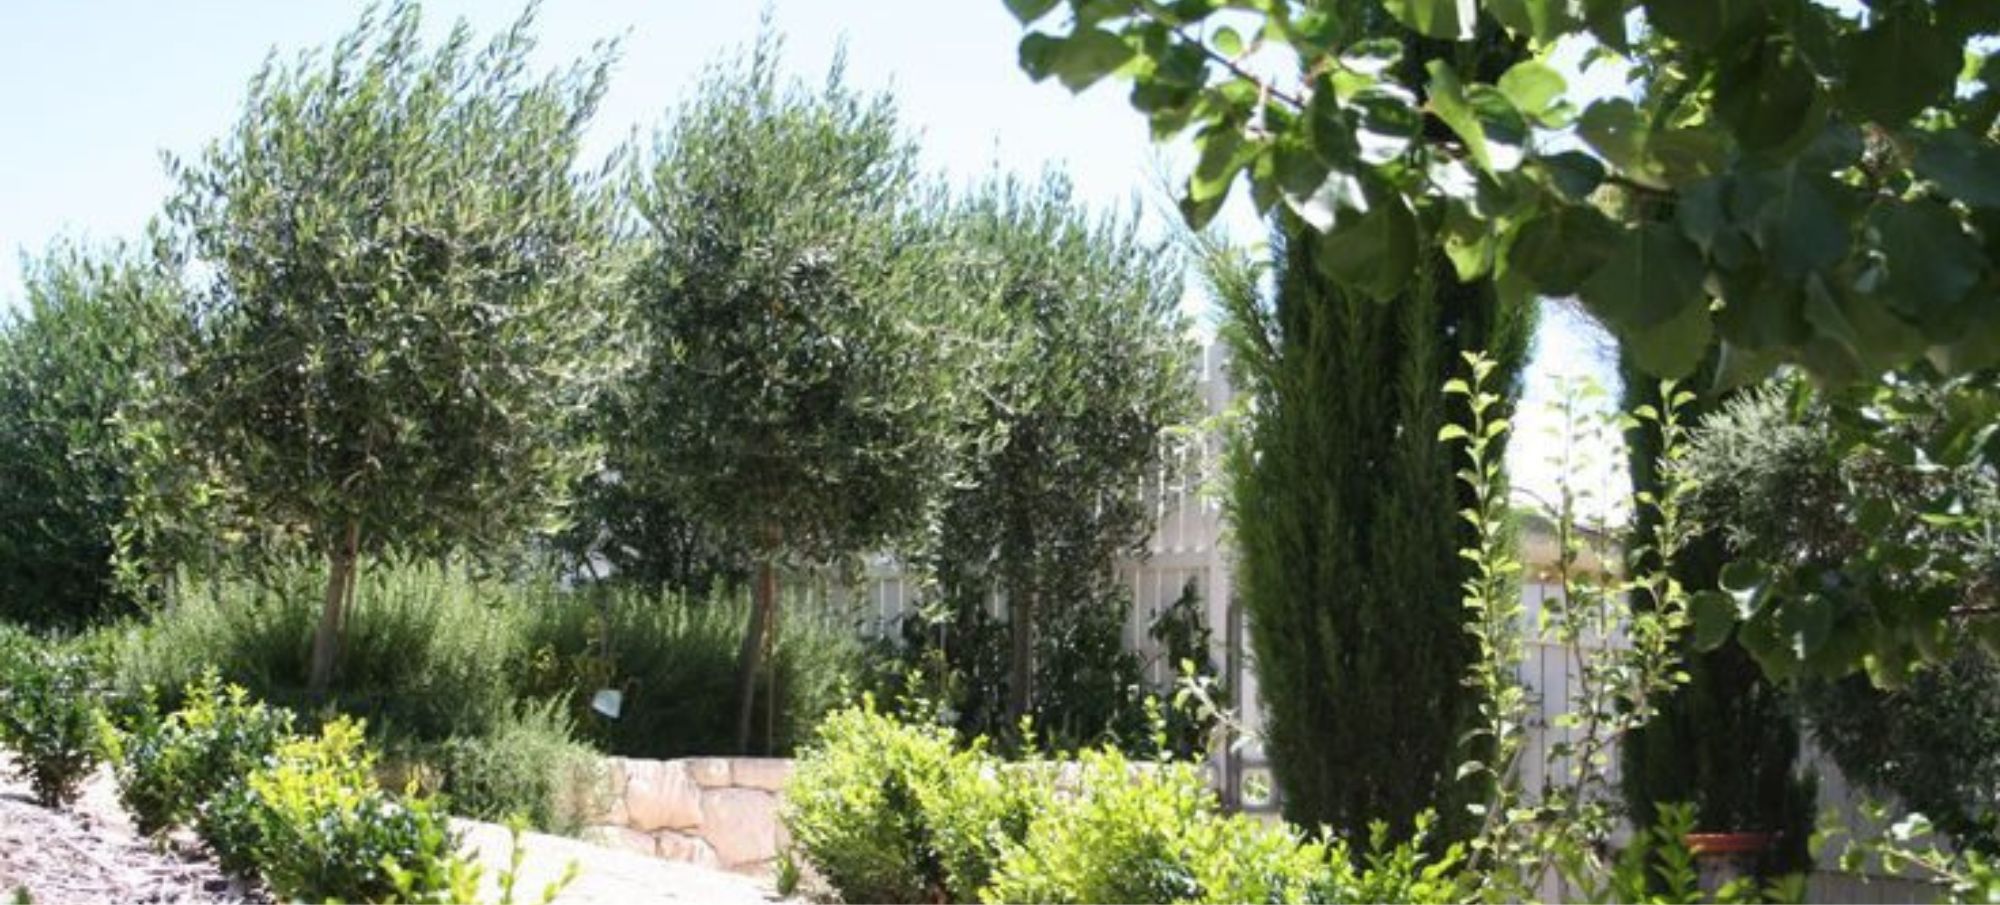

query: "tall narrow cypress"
left=1213, top=8, right=1535, bottom=841
left=1216, top=213, right=1533, bottom=838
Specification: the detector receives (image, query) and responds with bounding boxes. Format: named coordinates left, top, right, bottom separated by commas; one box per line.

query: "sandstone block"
left=685, top=757, right=733, bottom=788
left=625, top=759, right=703, bottom=831
left=700, top=787, right=781, bottom=868
left=730, top=758, right=793, bottom=792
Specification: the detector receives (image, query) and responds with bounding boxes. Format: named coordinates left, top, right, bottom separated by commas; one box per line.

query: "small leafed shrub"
left=786, top=701, right=1043, bottom=903
left=983, top=748, right=1327, bottom=905
left=0, top=646, right=113, bottom=807
left=789, top=704, right=1473, bottom=905
left=116, top=671, right=294, bottom=836
left=430, top=698, right=605, bottom=835
left=202, top=717, right=465, bottom=903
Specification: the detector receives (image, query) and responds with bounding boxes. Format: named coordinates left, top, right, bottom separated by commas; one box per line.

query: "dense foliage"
left=1809, top=648, right=2000, bottom=854
left=0, top=644, right=114, bottom=807
left=1204, top=206, right=1531, bottom=838
left=102, top=560, right=861, bottom=761
left=117, top=671, right=296, bottom=837
left=427, top=699, right=604, bottom=836
left=1618, top=358, right=1814, bottom=878
left=620, top=34, right=968, bottom=751
left=869, top=579, right=1221, bottom=758
left=785, top=702, right=1044, bottom=903
left=0, top=242, right=174, bottom=628
left=785, top=702, right=1470, bottom=905
left=516, top=579, right=863, bottom=758
left=1677, top=379, right=2000, bottom=852
left=151, top=1, right=624, bottom=691
left=211, top=718, right=462, bottom=903
left=1004, top=0, right=2000, bottom=386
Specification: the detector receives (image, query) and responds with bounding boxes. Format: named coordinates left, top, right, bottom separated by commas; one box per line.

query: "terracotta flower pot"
left=1684, top=832, right=1776, bottom=894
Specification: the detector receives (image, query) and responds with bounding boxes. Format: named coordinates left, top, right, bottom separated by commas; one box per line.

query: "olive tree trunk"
left=734, top=557, right=778, bottom=753
left=307, top=521, right=360, bottom=694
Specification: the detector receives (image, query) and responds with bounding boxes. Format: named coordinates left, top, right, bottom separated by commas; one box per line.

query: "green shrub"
left=984, top=748, right=1328, bottom=905
left=786, top=701, right=1042, bottom=903
left=115, top=671, right=294, bottom=836
left=0, top=646, right=113, bottom=807
left=110, top=561, right=525, bottom=742
left=1314, top=815, right=1472, bottom=905
left=205, top=716, right=464, bottom=903
left=430, top=698, right=604, bottom=835
left=518, top=583, right=863, bottom=757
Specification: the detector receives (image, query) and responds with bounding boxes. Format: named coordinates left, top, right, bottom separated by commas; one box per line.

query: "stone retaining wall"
left=578, top=757, right=794, bottom=875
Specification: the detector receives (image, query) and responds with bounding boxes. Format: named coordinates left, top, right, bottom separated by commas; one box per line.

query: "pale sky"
left=0, top=0, right=1623, bottom=516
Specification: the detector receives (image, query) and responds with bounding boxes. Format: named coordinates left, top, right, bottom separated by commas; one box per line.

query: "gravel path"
left=0, top=760, right=257, bottom=904
left=0, top=755, right=785, bottom=905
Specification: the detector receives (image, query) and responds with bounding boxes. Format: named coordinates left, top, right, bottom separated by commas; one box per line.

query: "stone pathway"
left=457, top=820, right=786, bottom=905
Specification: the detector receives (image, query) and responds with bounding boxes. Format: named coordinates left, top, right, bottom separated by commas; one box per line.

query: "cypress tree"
left=1216, top=214, right=1533, bottom=838
left=1618, top=355, right=1815, bottom=878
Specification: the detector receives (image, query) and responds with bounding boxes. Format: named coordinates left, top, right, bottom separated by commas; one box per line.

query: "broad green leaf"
left=1840, top=13, right=1959, bottom=124
left=1802, top=277, right=1925, bottom=374
left=1308, top=87, right=1360, bottom=167
left=1536, top=151, right=1605, bottom=200
left=1625, top=293, right=1714, bottom=379
left=1427, top=61, right=1487, bottom=170
left=1382, top=0, right=1477, bottom=40
left=1497, top=60, right=1567, bottom=126
left=1645, top=126, right=1729, bottom=186
left=1272, top=135, right=1330, bottom=197
left=1003, top=0, right=1060, bottom=25
left=1716, top=33, right=1823, bottom=153
left=1316, top=191, right=1417, bottom=301
left=1441, top=198, right=1494, bottom=281
left=1427, top=62, right=1528, bottom=173
left=1690, top=590, right=1737, bottom=652
left=1190, top=123, right=1253, bottom=201
left=1579, top=222, right=1707, bottom=330
left=1871, top=199, right=1983, bottom=336
left=1710, top=341, right=1781, bottom=392
left=1714, top=264, right=1812, bottom=350
left=1782, top=592, right=1838, bottom=662
left=1019, top=32, right=1062, bottom=82
left=1913, top=130, right=2000, bottom=209
left=1577, top=99, right=1661, bottom=186
left=1284, top=171, right=1368, bottom=233
left=1025, top=28, right=1137, bottom=93
left=1752, top=164, right=1847, bottom=278
left=1508, top=204, right=1621, bottom=295
left=1352, top=86, right=1421, bottom=166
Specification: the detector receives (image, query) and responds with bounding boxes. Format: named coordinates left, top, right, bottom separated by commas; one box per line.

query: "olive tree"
left=930, top=174, right=1196, bottom=737
left=157, top=2, right=624, bottom=692
left=624, top=38, right=966, bottom=752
